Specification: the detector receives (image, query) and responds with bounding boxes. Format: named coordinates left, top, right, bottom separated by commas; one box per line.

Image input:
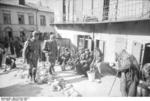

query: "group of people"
left=75, top=48, right=93, bottom=76
left=23, top=31, right=58, bottom=83
left=66, top=47, right=150, bottom=96
left=57, top=47, right=71, bottom=71
left=1, top=30, right=150, bottom=96
left=0, top=36, right=23, bottom=71
left=115, top=50, right=150, bottom=96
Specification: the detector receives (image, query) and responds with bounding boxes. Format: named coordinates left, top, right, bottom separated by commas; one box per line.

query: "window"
left=40, top=15, right=46, bottom=26
left=3, top=11, right=11, bottom=24
left=103, top=0, right=110, bottom=20
left=28, top=15, right=34, bottom=25
left=18, top=13, right=24, bottom=24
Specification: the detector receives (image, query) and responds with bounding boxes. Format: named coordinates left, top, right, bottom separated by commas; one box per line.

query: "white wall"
left=55, top=21, right=150, bottom=63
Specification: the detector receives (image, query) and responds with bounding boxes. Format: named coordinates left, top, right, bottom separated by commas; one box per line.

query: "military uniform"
left=23, top=34, right=41, bottom=82
left=43, top=39, right=58, bottom=74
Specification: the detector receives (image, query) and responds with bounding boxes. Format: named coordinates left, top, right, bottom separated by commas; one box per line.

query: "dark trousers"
left=49, top=62, right=55, bottom=74
left=0, top=53, right=2, bottom=67
left=29, top=64, right=37, bottom=82
left=48, top=58, right=56, bottom=75
left=28, top=59, right=38, bottom=82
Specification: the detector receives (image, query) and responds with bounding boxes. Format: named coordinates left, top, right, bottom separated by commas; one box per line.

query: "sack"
left=36, top=67, right=50, bottom=84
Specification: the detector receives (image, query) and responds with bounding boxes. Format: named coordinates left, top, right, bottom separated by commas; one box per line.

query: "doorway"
left=102, top=0, right=110, bottom=20
left=142, top=43, right=150, bottom=66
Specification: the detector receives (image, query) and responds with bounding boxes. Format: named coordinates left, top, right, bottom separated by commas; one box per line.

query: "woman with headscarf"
left=116, top=49, right=140, bottom=96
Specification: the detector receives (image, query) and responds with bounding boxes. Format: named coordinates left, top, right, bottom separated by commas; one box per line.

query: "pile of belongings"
left=49, top=78, right=82, bottom=97
left=36, top=66, right=52, bottom=84
left=14, top=69, right=29, bottom=79
left=49, top=78, right=66, bottom=91
left=62, top=84, right=82, bottom=97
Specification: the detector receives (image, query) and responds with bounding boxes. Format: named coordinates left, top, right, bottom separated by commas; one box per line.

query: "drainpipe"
left=115, top=0, right=118, bottom=21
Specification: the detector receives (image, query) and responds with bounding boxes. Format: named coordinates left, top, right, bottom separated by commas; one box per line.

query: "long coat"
left=43, top=40, right=58, bottom=63
left=22, top=39, right=41, bottom=67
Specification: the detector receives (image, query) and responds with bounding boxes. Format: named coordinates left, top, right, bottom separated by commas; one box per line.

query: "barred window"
left=3, top=11, right=11, bottom=24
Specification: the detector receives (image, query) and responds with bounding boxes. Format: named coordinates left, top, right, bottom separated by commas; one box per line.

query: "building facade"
left=0, top=0, right=54, bottom=41
left=51, top=0, right=150, bottom=67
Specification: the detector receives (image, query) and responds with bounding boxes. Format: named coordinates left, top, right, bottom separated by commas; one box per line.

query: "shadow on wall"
left=0, top=84, right=42, bottom=96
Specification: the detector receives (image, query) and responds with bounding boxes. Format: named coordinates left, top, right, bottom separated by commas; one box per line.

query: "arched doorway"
left=4, top=27, right=13, bottom=40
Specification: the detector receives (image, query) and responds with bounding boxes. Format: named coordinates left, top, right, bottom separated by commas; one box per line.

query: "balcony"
left=53, top=0, right=150, bottom=25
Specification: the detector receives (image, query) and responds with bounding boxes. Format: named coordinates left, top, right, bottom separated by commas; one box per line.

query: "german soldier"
left=43, top=33, right=58, bottom=75
left=22, top=31, right=41, bottom=83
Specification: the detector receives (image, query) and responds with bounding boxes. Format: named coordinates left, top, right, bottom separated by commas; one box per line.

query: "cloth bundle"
left=36, top=66, right=51, bottom=84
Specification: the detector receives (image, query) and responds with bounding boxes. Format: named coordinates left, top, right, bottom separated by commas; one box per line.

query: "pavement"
left=0, top=58, right=122, bottom=97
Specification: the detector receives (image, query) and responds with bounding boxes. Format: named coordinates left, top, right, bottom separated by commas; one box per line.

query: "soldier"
left=43, top=33, right=58, bottom=75
left=22, top=31, right=41, bottom=83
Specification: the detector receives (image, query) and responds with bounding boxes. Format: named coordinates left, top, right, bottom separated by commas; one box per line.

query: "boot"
left=32, top=68, right=37, bottom=83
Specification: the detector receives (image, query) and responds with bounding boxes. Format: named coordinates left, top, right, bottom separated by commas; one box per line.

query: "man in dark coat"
left=22, top=31, right=41, bottom=83
left=43, top=33, right=58, bottom=75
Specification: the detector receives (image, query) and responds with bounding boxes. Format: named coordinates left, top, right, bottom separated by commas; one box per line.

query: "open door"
left=95, top=39, right=100, bottom=49
left=142, top=43, right=150, bottom=66
left=131, top=42, right=143, bottom=67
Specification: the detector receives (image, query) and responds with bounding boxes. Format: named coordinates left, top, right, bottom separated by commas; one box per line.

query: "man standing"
left=22, top=31, right=41, bottom=83
left=43, top=33, right=58, bottom=75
